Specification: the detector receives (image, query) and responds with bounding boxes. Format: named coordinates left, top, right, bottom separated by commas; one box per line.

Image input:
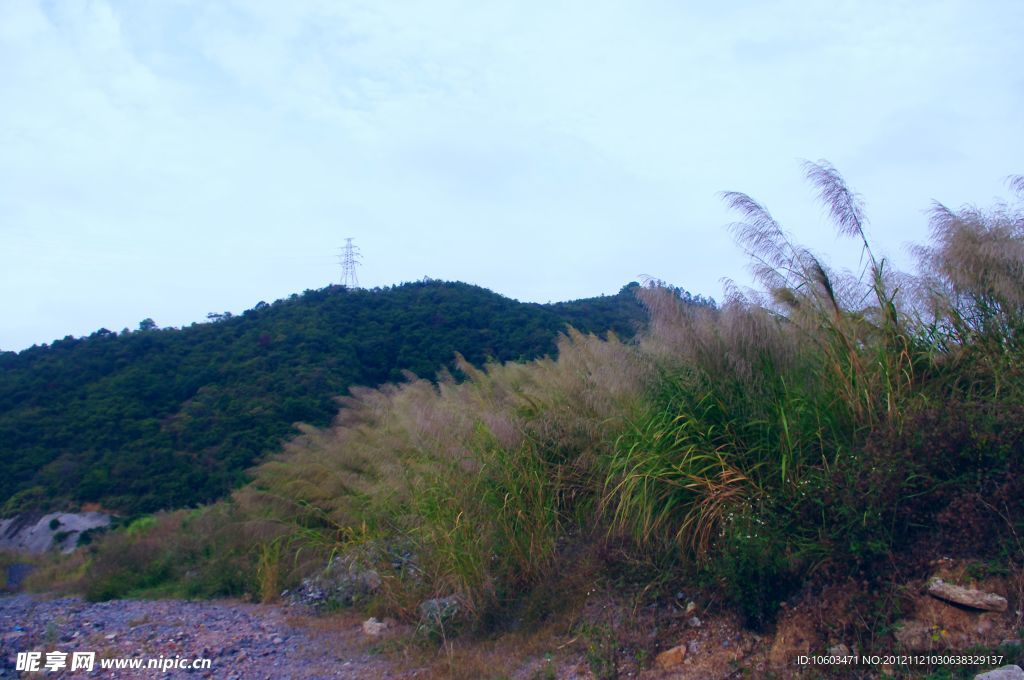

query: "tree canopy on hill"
left=0, top=280, right=708, bottom=514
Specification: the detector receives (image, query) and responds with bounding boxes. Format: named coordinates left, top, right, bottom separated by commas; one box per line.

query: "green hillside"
left=0, top=280, right=684, bottom=514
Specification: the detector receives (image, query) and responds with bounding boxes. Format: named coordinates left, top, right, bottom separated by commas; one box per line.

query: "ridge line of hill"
left=0, top=279, right=710, bottom=514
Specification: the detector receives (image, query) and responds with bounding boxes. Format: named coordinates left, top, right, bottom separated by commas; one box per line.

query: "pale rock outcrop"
left=0, top=512, right=111, bottom=554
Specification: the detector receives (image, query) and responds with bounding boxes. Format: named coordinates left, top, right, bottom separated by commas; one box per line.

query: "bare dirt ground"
left=0, top=594, right=414, bottom=679
left=5, top=584, right=1019, bottom=679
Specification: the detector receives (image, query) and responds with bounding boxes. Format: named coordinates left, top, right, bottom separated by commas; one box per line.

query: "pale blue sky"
left=2, top=0, right=1022, bottom=351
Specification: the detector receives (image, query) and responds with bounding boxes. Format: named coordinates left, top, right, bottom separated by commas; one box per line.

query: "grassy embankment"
left=32, top=164, right=1024, bottom=662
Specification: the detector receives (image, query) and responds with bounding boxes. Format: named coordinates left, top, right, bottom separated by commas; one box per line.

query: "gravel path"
left=0, top=595, right=409, bottom=679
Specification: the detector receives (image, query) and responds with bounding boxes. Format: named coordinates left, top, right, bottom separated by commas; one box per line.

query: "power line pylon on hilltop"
left=339, top=238, right=361, bottom=289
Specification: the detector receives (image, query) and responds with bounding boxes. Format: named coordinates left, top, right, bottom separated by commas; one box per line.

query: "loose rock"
left=361, top=617, right=388, bottom=636
left=928, top=578, right=1008, bottom=612
left=655, top=644, right=687, bottom=669
left=975, top=665, right=1024, bottom=680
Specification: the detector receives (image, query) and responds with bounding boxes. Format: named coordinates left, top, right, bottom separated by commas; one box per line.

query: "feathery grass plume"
left=720, top=191, right=806, bottom=295
left=722, top=186, right=850, bottom=327
left=911, top=188, right=1024, bottom=397
left=234, top=329, right=652, bottom=617
left=606, top=164, right=922, bottom=588
left=1009, top=174, right=1024, bottom=197
left=637, top=281, right=793, bottom=394
left=918, top=200, right=1024, bottom=332
left=802, top=160, right=870, bottom=249
left=736, top=164, right=917, bottom=426
left=721, top=194, right=867, bottom=420
left=802, top=159, right=910, bottom=366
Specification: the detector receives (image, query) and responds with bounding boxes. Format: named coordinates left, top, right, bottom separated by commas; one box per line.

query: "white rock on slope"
left=0, top=512, right=111, bottom=553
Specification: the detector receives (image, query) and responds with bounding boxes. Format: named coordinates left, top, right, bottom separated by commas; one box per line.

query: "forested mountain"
left=0, top=280, right=672, bottom=514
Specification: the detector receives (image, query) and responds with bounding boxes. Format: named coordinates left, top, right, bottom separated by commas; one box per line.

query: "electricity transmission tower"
left=339, top=238, right=362, bottom=288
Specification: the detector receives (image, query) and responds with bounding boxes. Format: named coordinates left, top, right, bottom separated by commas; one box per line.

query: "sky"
left=2, top=0, right=1022, bottom=351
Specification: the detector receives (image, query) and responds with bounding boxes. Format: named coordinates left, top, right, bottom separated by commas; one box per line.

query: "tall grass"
left=234, top=329, right=651, bottom=618
left=603, top=164, right=1024, bottom=626
left=67, top=166, right=1023, bottom=639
